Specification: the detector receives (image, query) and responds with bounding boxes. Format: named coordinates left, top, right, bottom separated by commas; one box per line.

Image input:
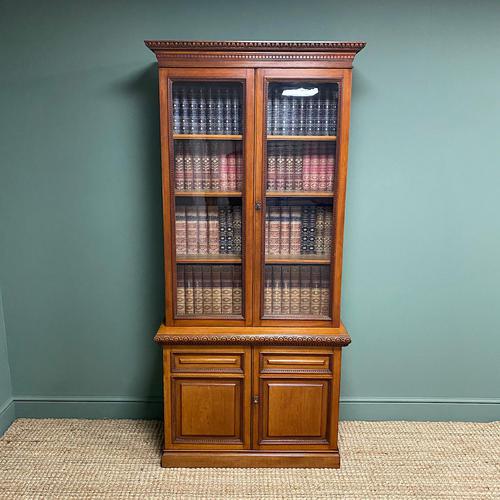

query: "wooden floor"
left=0, top=419, right=499, bottom=499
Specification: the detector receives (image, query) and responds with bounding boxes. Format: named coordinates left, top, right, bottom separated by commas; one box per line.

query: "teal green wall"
left=0, top=0, right=499, bottom=422
left=0, top=290, right=14, bottom=434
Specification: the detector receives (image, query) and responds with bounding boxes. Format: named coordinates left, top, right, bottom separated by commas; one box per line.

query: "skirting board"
left=12, top=396, right=500, bottom=422
left=0, top=398, right=16, bottom=436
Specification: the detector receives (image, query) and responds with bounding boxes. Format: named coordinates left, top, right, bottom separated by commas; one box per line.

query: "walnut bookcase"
left=146, top=40, right=365, bottom=468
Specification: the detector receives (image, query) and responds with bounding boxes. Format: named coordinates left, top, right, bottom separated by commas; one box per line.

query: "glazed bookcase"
left=146, top=40, right=365, bottom=468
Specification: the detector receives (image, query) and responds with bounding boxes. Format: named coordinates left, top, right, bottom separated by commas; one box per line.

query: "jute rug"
left=0, top=419, right=499, bottom=499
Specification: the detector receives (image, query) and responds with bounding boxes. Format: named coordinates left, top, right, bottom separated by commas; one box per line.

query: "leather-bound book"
left=210, top=142, right=220, bottom=190
left=174, top=142, right=185, bottom=191
left=218, top=206, right=227, bottom=254
left=201, top=143, right=211, bottom=190
left=275, top=145, right=286, bottom=191
left=232, top=265, right=243, bottom=315
left=281, top=265, right=291, bottom=315
left=236, top=149, right=243, bottom=191
left=175, top=205, right=187, bottom=256
left=225, top=206, right=234, bottom=255
left=202, top=265, right=212, bottom=315
left=326, top=144, right=335, bottom=192
left=186, top=206, right=198, bottom=255
left=289, top=206, right=302, bottom=256
left=198, top=87, right=207, bottom=134
left=192, top=141, right=203, bottom=191
left=207, top=205, right=220, bottom=255
left=289, top=266, right=301, bottom=315
left=310, top=265, right=321, bottom=317
left=184, top=265, right=194, bottom=315
left=320, top=266, right=330, bottom=317
left=227, top=152, right=237, bottom=191
left=284, top=144, right=295, bottom=191
left=293, top=144, right=303, bottom=192
left=263, top=266, right=273, bottom=315
left=183, top=144, right=194, bottom=191
left=299, top=265, right=312, bottom=315
left=318, top=143, right=328, bottom=192
left=315, top=207, right=326, bottom=256
left=309, top=142, right=320, bottom=191
left=180, top=88, right=190, bottom=134
left=272, top=265, right=282, bottom=315
left=324, top=209, right=333, bottom=256
left=267, top=143, right=277, bottom=191
left=193, top=266, right=203, bottom=315
left=232, top=206, right=242, bottom=255
left=197, top=206, right=208, bottom=256
left=268, top=207, right=281, bottom=256
left=176, top=266, right=185, bottom=316
left=302, top=143, right=311, bottom=191
left=211, top=265, right=222, bottom=314
left=279, top=206, right=290, bottom=256
left=220, top=265, right=233, bottom=315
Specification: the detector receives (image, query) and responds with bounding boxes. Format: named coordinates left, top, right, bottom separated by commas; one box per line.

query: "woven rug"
left=0, top=419, right=499, bottom=499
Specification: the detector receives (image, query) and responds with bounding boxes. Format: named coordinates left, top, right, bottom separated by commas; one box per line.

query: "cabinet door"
left=164, top=346, right=251, bottom=449
left=253, top=68, right=352, bottom=327
left=159, top=68, right=255, bottom=326
left=252, top=347, right=340, bottom=450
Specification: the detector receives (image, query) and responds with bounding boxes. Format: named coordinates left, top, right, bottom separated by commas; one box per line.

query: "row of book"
left=176, top=265, right=242, bottom=316
left=176, top=205, right=242, bottom=256
left=265, top=206, right=333, bottom=256
left=266, top=86, right=338, bottom=136
left=173, top=84, right=242, bottom=135
left=267, top=142, right=335, bottom=192
left=263, top=265, right=330, bottom=317
left=175, top=141, right=243, bottom=192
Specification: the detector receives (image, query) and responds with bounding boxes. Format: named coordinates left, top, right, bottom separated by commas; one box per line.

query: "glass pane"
left=263, top=265, right=330, bottom=319
left=172, top=81, right=242, bottom=135
left=175, top=197, right=242, bottom=259
left=264, top=199, right=333, bottom=260
left=266, top=82, right=338, bottom=136
left=176, top=264, right=243, bottom=318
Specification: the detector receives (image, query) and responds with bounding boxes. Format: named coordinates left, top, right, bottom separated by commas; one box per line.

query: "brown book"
left=326, top=144, right=335, bottom=192
left=202, top=265, right=212, bottom=315
left=232, top=266, right=243, bottom=315
left=299, top=265, right=312, bottom=315
left=183, top=146, right=194, bottom=191
left=192, top=142, right=203, bottom=191
left=268, top=207, right=281, bottom=256
left=176, top=266, right=186, bottom=316
left=289, top=206, right=302, bottom=256
left=236, top=150, right=244, bottom=191
left=315, top=207, right=326, bottom=256
left=186, top=206, right=198, bottom=255
left=290, top=266, right=301, bottom=315
left=184, top=265, right=194, bottom=315
left=220, top=265, right=233, bottom=315
left=227, top=153, right=237, bottom=191
left=197, top=206, right=208, bottom=255
left=309, top=143, right=320, bottom=191
left=279, top=206, right=290, bottom=256
left=264, top=211, right=270, bottom=255
left=207, top=205, right=219, bottom=255
left=272, top=265, right=282, bottom=315
left=275, top=145, right=286, bottom=191
left=320, top=266, right=330, bottom=317
left=284, top=144, right=295, bottom=191
left=310, top=266, right=321, bottom=317
left=210, top=142, right=220, bottom=190
left=302, top=143, right=311, bottom=191
left=318, top=143, right=328, bottom=192
left=324, top=209, right=333, bottom=256
left=281, top=265, right=291, bottom=315
left=175, top=206, right=187, bottom=256
left=293, top=144, right=303, bottom=192
left=220, top=151, right=229, bottom=191
left=201, top=144, right=211, bottom=190
left=193, top=266, right=203, bottom=315
left=267, top=144, right=277, bottom=191
left=211, top=265, right=222, bottom=314
left=174, top=142, right=185, bottom=191
left=263, top=266, right=272, bottom=316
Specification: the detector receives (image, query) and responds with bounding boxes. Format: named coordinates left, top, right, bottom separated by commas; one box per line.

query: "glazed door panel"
left=159, top=68, right=255, bottom=326
left=253, top=68, right=351, bottom=327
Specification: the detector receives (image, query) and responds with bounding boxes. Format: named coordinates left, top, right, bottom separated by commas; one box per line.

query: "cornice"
left=144, top=40, right=366, bottom=53
left=154, top=333, right=351, bottom=347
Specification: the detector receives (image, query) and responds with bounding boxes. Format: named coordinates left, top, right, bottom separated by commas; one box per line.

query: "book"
left=279, top=206, right=290, bottom=255
left=236, top=149, right=243, bottom=191
left=218, top=206, right=227, bottom=254
left=227, top=153, right=237, bottom=191
left=175, top=206, right=187, bottom=255
left=223, top=88, right=232, bottom=134
left=289, top=207, right=302, bottom=256
left=189, top=87, right=199, bottom=134
left=193, top=266, right=203, bottom=315
left=220, top=265, right=233, bottom=314
left=232, top=265, right=242, bottom=315
left=309, top=143, right=320, bottom=191
left=326, top=144, right=335, bottom=191
left=176, top=266, right=185, bottom=315
left=263, top=266, right=272, bottom=315
left=198, top=87, right=207, bottom=134
left=318, top=143, right=328, bottom=191
left=210, top=142, right=220, bottom=190
left=290, top=266, right=301, bottom=314
left=197, top=206, right=208, bottom=255
left=184, top=265, right=194, bottom=315
left=215, top=88, right=224, bottom=134
left=192, top=142, right=203, bottom=191
left=174, top=142, right=185, bottom=190
left=272, top=265, right=282, bottom=315
left=299, top=265, right=312, bottom=315
left=232, top=88, right=241, bottom=134
left=324, top=209, right=333, bottom=256
left=211, top=265, right=222, bottom=314
left=284, top=144, right=295, bottom=191
left=267, top=144, right=277, bottom=191
left=300, top=207, right=310, bottom=254
left=201, top=143, right=211, bottom=190
left=186, top=206, right=198, bottom=255
left=183, top=145, right=194, bottom=191
left=172, top=89, right=181, bottom=133
left=225, top=206, right=234, bottom=255
left=302, top=143, right=311, bottom=190
left=180, top=88, right=190, bottom=134
left=275, top=145, right=286, bottom=191
left=310, top=266, right=321, bottom=316
left=281, top=265, right=291, bottom=314
left=232, top=206, right=242, bottom=255
left=202, top=265, right=212, bottom=315
left=320, top=266, right=330, bottom=316
left=293, top=145, right=303, bottom=191
left=220, top=151, right=229, bottom=191
left=268, top=207, right=281, bottom=256
left=207, top=205, right=219, bottom=255
left=315, top=207, right=326, bottom=256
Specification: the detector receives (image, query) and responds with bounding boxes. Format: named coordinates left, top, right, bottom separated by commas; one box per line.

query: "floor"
left=0, top=419, right=499, bottom=499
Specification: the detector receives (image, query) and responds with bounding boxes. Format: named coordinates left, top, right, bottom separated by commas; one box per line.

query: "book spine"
left=299, top=265, right=312, bottom=315
left=221, top=265, right=233, bottom=315
left=307, top=207, right=317, bottom=254
left=232, top=88, right=241, bottom=135
left=207, top=205, right=220, bottom=255
left=232, top=206, right=242, bottom=255
left=289, top=207, right=302, bottom=256
left=275, top=145, right=286, bottom=192
left=302, top=143, right=311, bottom=191
left=180, top=88, right=190, bottom=134
left=207, top=88, right=216, bottom=134
left=232, top=265, right=243, bottom=315
left=290, top=266, right=301, bottom=314
left=193, top=266, right=203, bottom=315
left=297, top=96, right=306, bottom=135
left=184, top=265, right=194, bottom=315
left=289, top=97, right=298, bottom=135
left=293, top=144, right=303, bottom=192
left=176, top=266, right=185, bottom=315
left=201, top=143, right=211, bottom=190
left=326, top=144, right=335, bottom=192
left=215, top=88, right=224, bottom=134
left=268, top=207, right=281, bottom=256
left=220, top=149, right=229, bottom=191
left=186, top=207, right=198, bottom=255
left=300, top=207, right=309, bottom=254
left=211, top=266, right=222, bottom=314
left=314, top=95, right=321, bottom=135
left=305, top=96, right=314, bottom=136
left=202, top=265, right=212, bottom=315
left=281, top=265, right=291, bottom=315
left=236, top=149, right=243, bottom=191
left=266, top=91, right=273, bottom=135
left=318, top=143, right=327, bottom=192
left=175, top=206, right=187, bottom=256
left=223, top=88, right=232, bottom=134
left=188, top=87, right=199, bottom=134
left=309, top=142, right=320, bottom=191
left=174, top=142, right=185, bottom=191
left=267, top=143, right=277, bottom=191
left=218, top=206, right=227, bottom=254
left=227, top=152, right=237, bottom=191
left=320, top=266, right=330, bottom=316
left=225, top=206, right=234, bottom=255
left=198, top=87, right=207, bottom=134
left=284, top=144, right=295, bottom=191
left=210, top=142, right=220, bottom=191
left=279, top=206, right=290, bottom=256
left=324, top=209, right=333, bottom=256
left=172, top=88, right=181, bottom=133
left=310, top=266, right=321, bottom=317
left=263, top=266, right=273, bottom=316
left=280, top=95, right=289, bottom=135
left=272, top=265, right=282, bottom=315
left=183, top=145, right=194, bottom=191
left=192, top=142, right=203, bottom=191
left=272, top=87, right=280, bottom=135
left=197, top=206, right=208, bottom=255
left=264, top=210, right=270, bottom=256
left=315, top=207, right=326, bottom=256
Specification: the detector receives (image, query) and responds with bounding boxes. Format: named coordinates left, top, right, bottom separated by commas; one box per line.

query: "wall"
left=0, top=290, right=14, bottom=434
left=0, top=0, right=499, bottom=421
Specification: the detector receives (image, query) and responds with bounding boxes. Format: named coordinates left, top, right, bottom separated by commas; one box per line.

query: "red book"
left=289, top=207, right=302, bottom=256
left=197, top=206, right=208, bottom=255
left=309, top=143, right=320, bottom=191
left=207, top=205, right=219, bottom=255
left=236, top=150, right=244, bottom=191
left=186, top=206, right=198, bottom=255
left=326, top=144, right=335, bottom=192
left=268, top=207, right=281, bottom=256
left=302, top=143, right=311, bottom=191
left=175, top=206, right=187, bottom=256
left=220, top=151, right=229, bottom=191
left=174, top=142, right=185, bottom=191
left=279, top=206, right=290, bottom=256
left=183, top=146, right=194, bottom=191
left=227, top=152, right=237, bottom=191
left=318, top=143, right=328, bottom=191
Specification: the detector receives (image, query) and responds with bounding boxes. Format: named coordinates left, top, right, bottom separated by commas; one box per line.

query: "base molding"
left=161, top=450, right=340, bottom=468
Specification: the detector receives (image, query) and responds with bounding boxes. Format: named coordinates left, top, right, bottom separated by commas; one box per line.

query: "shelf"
left=177, top=256, right=242, bottom=264
left=266, top=192, right=334, bottom=198
left=265, top=256, right=331, bottom=265
left=175, top=191, right=242, bottom=197
left=267, top=135, right=336, bottom=141
left=173, top=134, right=243, bottom=140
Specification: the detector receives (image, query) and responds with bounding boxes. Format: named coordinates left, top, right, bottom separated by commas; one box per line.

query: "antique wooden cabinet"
left=146, top=40, right=365, bottom=468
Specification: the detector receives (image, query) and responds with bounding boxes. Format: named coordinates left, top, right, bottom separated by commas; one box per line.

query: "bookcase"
left=146, top=40, right=365, bottom=468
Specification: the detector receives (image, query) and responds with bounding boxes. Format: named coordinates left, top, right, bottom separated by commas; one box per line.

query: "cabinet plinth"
left=147, top=39, right=364, bottom=468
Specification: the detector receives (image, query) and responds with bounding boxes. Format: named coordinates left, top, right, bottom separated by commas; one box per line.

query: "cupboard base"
left=161, top=450, right=340, bottom=468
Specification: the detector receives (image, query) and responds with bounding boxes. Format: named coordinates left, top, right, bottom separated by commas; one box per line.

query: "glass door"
left=161, top=68, right=254, bottom=325
left=254, top=69, right=344, bottom=326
